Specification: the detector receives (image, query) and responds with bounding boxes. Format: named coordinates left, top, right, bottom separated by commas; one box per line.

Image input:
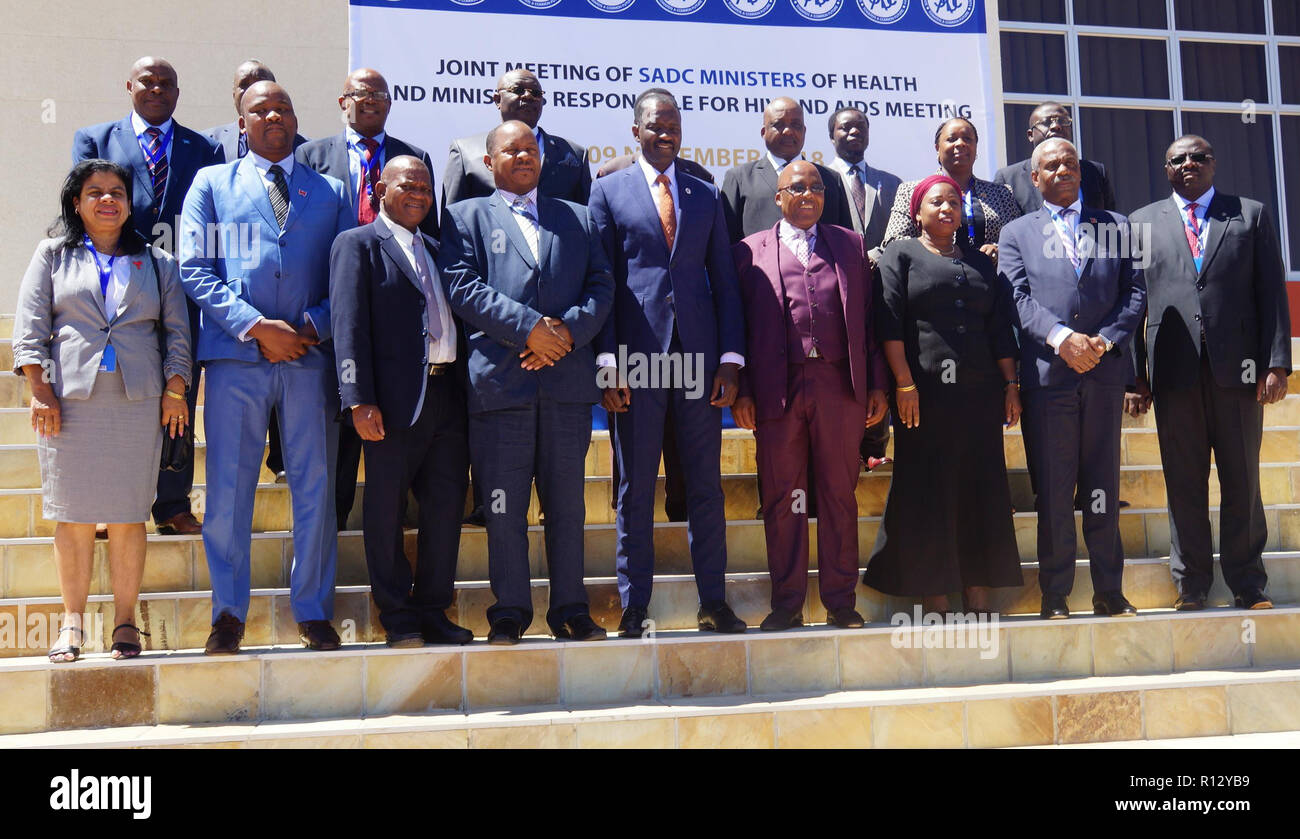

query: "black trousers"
left=152, top=300, right=201, bottom=524
left=1154, top=353, right=1268, bottom=597
left=360, top=374, right=469, bottom=635
left=1022, top=379, right=1126, bottom=597
left=609, top=408, right=687, bottom=522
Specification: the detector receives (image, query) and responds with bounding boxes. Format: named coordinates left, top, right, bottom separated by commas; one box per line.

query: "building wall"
left=0, top=0, right=349, bottom=313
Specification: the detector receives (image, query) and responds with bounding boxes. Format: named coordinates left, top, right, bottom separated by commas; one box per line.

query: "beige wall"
left=0, top=0, right=350, bottom=313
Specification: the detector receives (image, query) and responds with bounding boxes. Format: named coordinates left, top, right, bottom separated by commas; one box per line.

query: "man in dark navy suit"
left=298, top=67, right=439, bottom=532
left=205, top=60, right=309, bottom=164
left=999, top=137, right=1146, bottom=620
left=330, top=156, right=472, bottom=647
left=995, top=102, right=1115, bottom=215
left=440, top=121, right=613, bottom=644
left=72, top=56, right=220, bottom=537
left=589, top=92, right=748, bottom=637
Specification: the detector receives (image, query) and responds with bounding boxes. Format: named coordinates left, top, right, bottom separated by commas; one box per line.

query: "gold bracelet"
left=896, top=384, right=917, bottom=393
left=164, top=389, right=186, bottom=400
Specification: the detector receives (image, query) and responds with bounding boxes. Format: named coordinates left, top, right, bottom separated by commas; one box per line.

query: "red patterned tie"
left=1184, top=202, right=1202, bottom=259
left=358, top=138, right=379, bottom=225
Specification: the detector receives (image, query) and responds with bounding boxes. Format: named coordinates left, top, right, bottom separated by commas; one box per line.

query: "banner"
left=348, top=0, right=997, bottom=184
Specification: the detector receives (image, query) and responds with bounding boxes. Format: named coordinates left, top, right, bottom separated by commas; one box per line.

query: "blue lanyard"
left=136, top=124, right=173, bottom=169
left=83, top=236, right=117, bottom=297
left=962, top=187, right=975, bottom=242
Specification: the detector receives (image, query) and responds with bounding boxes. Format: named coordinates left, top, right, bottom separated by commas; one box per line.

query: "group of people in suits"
left=14, top=49, right=1292, bottom=661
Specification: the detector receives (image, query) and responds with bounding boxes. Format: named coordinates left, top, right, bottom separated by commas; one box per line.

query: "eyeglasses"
left=503, top=85, right=544, bottom=97
left=1033, top=116, right=1073, bottom=130
left=1166, top=152, right=1214, bottom=168
left=343, top=91, right=391, bottom=102
left=779, top=184, right=826, bottom=196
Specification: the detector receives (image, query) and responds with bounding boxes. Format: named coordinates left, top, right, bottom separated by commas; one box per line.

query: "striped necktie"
left=410, top=233, right=442, bottom=344
left=145, top=127, right=168, bottom=206
left=849, top=166, right=867, bottom=223
left=267, top=165, right=290, bottom=229
left=1184, top=202, right=1203, bottom=259
left=654, top=174, right=676, bottom=251
left=358, top=138, right=379, bottom=225
left=511, top=198, right=539, bottom=260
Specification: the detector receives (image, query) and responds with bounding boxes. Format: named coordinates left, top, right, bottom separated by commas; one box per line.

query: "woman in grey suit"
left=13, top=160, right=191, bottom=662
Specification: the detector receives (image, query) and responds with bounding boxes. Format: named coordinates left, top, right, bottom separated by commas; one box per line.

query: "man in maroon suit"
left=732, top=162, right=889, bottom=630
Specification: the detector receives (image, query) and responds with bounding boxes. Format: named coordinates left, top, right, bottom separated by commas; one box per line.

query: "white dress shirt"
left=778, top=218, right=817, bottom=257
left=596, top=157, right=744, bottom=371
left=85, top=246, right=131, bottom=321
left=766, top=151, right=796, bottom=174
left=376, top=210, right=457, bottom=365
left=1042, top=197, right=1090, bottom=354
left=346, top=128, right=385, bottom=201
left=1172, top=186, right=1215, bottom=253
left=130, top=111, right=174, bottom=162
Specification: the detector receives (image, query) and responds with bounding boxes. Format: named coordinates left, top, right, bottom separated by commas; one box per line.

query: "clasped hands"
left=1058, top=332, right=1110, bottom=374
left=250, top=318, right=318, bottom=363
left=520, top=317, right=574, bottom=371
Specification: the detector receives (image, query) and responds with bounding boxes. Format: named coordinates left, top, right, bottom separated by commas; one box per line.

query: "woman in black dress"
left=863, top=174, right=1023, bottom=615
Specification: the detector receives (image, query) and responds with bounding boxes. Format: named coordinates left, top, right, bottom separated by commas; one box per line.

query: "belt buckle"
left=428, top=362, right=446, bottom=376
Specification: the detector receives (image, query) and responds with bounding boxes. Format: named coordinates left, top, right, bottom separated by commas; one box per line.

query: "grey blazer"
left=836, top=161, right=902, bottom=253
left=13, top=238, right=192, bottom=400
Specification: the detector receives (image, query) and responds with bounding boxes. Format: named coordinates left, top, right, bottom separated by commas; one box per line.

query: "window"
left=1276, top=0, right=1300, bottom=37
left=998, top=0, right=1065, bottom=24
left=1180, top=42, right=1270, bottom=103
left=1079, top=37, right=1170, bottom=99
left=1281, top=45, right=1300, bottom=105
left=1174, top=0, right=1267, bottom=35
left=1072, top=0, right=1166, bottom=29
left=1002, top=102, right=1041, bottom=164
left=1079, top=108, right=1176, bottom=213
left=1281, top=117, right=1300, bottom=266
left=1001, top=32, right=1069, bottom=94
left=1181, top=111, right=1279, bottom=223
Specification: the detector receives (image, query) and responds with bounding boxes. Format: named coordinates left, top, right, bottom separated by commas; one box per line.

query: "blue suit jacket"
left=72, top=115, right=220, bottom=247
left=999, top=206, right=1146, bottom=390
left=439, top=194, right=613, bottom=413
left=205, top=120, right=308, bottom=164
left=330, top=219, right=457, bottom=425
left=178, top=157, right=351, bottom=370
left=588, top=163, right=744, bottom=371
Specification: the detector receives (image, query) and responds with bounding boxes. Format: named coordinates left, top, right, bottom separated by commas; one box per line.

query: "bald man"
left=720, top=97, right=851, bottom=244
left=330, top=156, right=472, bottom=646
left=205, top=60, right=309, bottom=162
left=72, top=56, right=220, bottom=536
left=180, top=81, right=353, bottom=654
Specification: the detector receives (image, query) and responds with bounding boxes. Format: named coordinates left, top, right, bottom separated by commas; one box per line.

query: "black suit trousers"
left=361, top=374, right=469, bottom=635
left=1153, top=353, right=1268, bottom=597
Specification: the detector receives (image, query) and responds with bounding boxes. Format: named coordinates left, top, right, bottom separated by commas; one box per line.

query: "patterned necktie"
left=1184, top=202, right=1202, bottom=259
left=267, top=165, right=290, bottom=229
left=358, top=138, right=380, bottom=225
left=410, top=234, right=442, bottom=344
left=1053, top=208, right=1081, bottom=272
left=237, top=131, right=248, bottom=159
left=145, top=127, right=168, bottom=206
left=787, top=227, right=811, bottom=267
left=849, top=166, right=867, bottom=223
left=654, top=174, right=676, bottom=251
left=511, top=197, right=540, bottom=261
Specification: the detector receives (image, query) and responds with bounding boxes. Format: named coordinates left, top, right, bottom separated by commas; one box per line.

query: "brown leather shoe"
left=157, top=512, right=202, bottom=535
left=204, top=614, right=244, bottom=655
left=299, top=620, right=341, bottom=650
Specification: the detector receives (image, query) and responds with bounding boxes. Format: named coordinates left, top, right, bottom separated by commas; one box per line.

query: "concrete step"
left=0, top=608, right=1296, bottom=738
left=5, top=667, right=1300, bottom=748
left=2, top=504, right=1298, bottom=598
left=2, top=550, right=1297, bottom=658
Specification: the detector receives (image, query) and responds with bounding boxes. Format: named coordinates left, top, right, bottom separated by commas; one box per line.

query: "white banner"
left=349, top=0, right=998, bottom=184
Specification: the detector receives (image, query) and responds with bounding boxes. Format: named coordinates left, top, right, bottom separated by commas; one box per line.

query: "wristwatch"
left=1102, top=336, right=1115, bottom=353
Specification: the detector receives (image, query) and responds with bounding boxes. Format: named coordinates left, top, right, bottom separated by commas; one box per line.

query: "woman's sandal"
left=110, top=623, right=150, bottom=660
left=48, top=625, right=84, bottom=663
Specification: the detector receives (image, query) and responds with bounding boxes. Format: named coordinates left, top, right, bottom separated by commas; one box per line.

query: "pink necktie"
left=1184, top=202, right=1202, bottom=259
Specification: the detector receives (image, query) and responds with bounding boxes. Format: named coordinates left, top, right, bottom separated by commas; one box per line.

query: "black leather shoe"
left=204, top=613, right=245, bottom=655
left=698, top=601, right=747, bottom=633
left=487, top=618, right=523, bottom=645
left=550, top=612, right=607, bottom=641
left=759, top=608, right=802, bottom=631
left=826, top=607, right=866, bottom=629
left=1093, top=592, right=1137, bottom=617
left=386, top=632, right=424, bottom=648
left=462, top=506, right=487, bottom=527
left=1039, top=594, right=1070, bottom=620
left=1174, top=593, right=1207, bottom=611
left=421, top=611, right=473, bottom=645
left=618, top=606, right=649, bottom=638
left=1234, top=590, right=1273, bottom=610
left=299, top=620, right=342, bottom=650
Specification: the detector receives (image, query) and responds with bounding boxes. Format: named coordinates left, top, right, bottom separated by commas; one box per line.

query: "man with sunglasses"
left=995, top=102, right=1115, bottom=215
left=296, top=68, right=439, bottom=533
left=1126, top=134, right=1291, bottom=612
left=442, top=69, right=592, bottom=208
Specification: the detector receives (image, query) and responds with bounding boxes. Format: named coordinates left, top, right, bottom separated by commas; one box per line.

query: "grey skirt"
left=37, top=369, right=163, bottom=523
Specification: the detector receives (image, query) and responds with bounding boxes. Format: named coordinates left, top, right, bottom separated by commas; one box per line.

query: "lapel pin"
left=133, top=261, right=142, bottom=269
left=298, top=189, right=307, bottom=197
left=684, top=187, right=692, bottom=195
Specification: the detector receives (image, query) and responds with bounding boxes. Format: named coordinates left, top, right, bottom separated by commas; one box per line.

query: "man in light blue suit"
left=440, top=121, right=613, bottom=644
left=179, top=81, right=352, bottom=654
left=588, top=91, right=749, bottom=637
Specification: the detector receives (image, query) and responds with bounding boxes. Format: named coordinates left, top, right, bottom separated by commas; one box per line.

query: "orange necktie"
left=654, top=174, right=676, bottom=251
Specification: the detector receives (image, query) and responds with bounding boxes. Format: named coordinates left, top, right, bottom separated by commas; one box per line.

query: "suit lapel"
left=755, top=157, right=779, bottom=197
left=490, top=193, right=537, bottom=269
left=1158, top=201, right=1197, bottom=277
left=328, top=135, right=354, bottom=204
left=162, top=127, right=198, bottom=211
left=237, top=156, right=280, bottom=231
left=671, top=172, right=705, bottom=260
left=1197, top=193, right=1233, bottom=276
left=535, top=197, right=555, bottom=271
left=859, top=164, right=879, bottom=229
left=110, top=117, right=154, bottom=209
left=758, top=228, right=783, bottom=304
left=1076, top=209, right=1100, bottom=278
left=281, top=164, right=316, bottom=233
left=628, top=166, right=671, bottom=260
left=376, top=221, right=423, bottom=295
left=111, top=253, right=152, bottom=322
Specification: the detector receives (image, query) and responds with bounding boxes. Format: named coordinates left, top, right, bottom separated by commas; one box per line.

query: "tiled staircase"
left=0, top=316, right=1297, bottom=748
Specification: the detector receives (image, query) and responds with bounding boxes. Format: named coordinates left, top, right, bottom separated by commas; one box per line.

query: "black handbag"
left=147, top=250, right=193, bottom=472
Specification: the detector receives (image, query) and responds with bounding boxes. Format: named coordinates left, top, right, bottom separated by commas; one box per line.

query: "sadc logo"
left=657, top=0, right=707, bottom=14
left=920, top=0, right=976, bottom=27
left=856, top=0, right=908, bottom=24
left=724, top=0, right=777, bottom=17
left=790, top=0, right=843, bottom=22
